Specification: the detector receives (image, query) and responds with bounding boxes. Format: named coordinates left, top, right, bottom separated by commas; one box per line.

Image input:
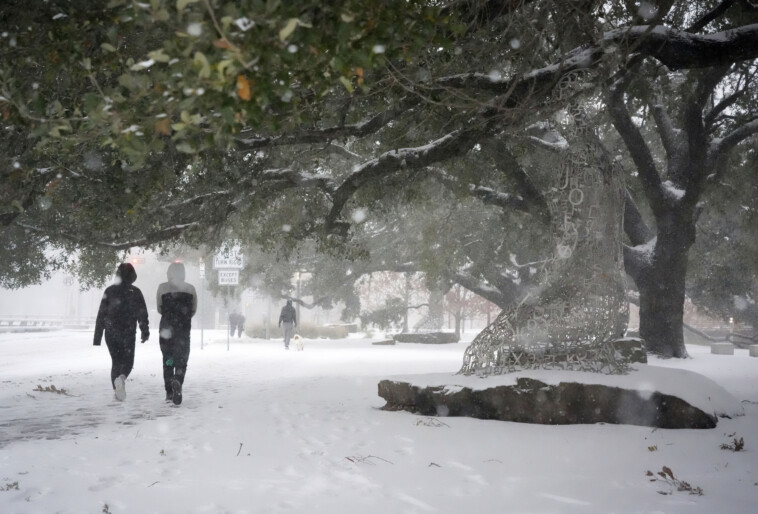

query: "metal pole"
left=200, top=276, right=204, bottom=350
left=227, top=285, right=230, bottom=351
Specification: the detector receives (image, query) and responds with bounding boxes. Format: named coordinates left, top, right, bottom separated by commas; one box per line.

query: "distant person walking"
left=157, top=262, right=197, bottom=405
left=278, top=299, right=297, bottom=350
left=93, top=263, right=149, bottom=402
left=229, top=311, right=245, bottom=338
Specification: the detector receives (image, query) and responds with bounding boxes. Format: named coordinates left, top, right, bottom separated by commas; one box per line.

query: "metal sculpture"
left=459, top=71, right=629, bottom=375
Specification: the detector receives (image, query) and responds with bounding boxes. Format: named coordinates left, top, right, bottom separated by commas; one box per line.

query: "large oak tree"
left=3, top=0, right=758, bottom=357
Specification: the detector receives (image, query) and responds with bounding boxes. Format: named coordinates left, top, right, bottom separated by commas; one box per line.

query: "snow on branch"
left=525, top=135, right=569, bottom=152
left=709, top=116, right=758, bottom=159
left=16, top=221, right=200, bottom=251
left=258, top=168, right=338, bottom=193
left=429, top=167, right=530, bottom=213
left=235, top=103, right=410, bottom=150
left=608, top=24, right=758, bottom=69
left=160, top=190, right=231, bottom=211
left=435, top=23, right=758, bottom=98
left=325, top=127, right=484, bottom=231
left=450, top=270, right=521, bottom=309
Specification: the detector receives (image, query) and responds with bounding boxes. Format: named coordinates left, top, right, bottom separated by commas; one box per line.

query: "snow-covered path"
left=1, top=330, right=757, bottom=513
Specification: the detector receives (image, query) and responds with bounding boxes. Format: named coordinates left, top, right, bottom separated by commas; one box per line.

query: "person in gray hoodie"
left=93, top=262, right=149, bottom=401
left=156, top=262, right=197, bottom=405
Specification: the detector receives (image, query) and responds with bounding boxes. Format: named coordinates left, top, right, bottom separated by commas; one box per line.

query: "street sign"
left=213, top=249, right=244, bottom=269
left=218, top=270, right=239, bottom=285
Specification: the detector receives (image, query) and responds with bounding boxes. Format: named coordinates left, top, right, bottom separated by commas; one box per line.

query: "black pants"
left=159, top=328, right=191, bottom=393
left=105, top=332, right=135, bottom=388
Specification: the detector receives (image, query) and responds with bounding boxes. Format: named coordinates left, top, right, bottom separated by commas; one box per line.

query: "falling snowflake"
left=351, top=208, right=367, bottom=223
left=234, top=17, right=255, bottom=32
left=38, top=197, right=52, bottom=210
left=734, top=296, right=748, bottom=311
left=638, top=2, right=658, bottom=21
left=187, top=23, right=203, bottom=37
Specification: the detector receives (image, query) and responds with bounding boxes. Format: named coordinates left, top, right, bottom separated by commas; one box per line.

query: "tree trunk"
left=636, top=216, right=695, bottom=358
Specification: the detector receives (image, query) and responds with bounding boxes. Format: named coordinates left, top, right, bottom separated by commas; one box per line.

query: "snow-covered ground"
left=1, top=330, right=757, bottom=513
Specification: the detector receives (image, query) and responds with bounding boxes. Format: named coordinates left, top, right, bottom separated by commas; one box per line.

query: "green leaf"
left=148, top=48, right=171, bottom=63
left=194, top=52, right=211, bottom=78
left=266, top=0, right=281, bottom=15
left=177, top=0, right=199, bottom=11
left=217, top=59, right=235, bottom=78
left=339, top=76, right=354, bottom=93
left=101, top=43, right=117, bottom=53
left=176, top=142, right=196, bottom=154
left=279, top=18, right=299, bottom=41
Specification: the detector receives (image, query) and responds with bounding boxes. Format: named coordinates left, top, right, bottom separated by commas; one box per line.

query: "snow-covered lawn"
left=1, top=330, right=757, bottom=513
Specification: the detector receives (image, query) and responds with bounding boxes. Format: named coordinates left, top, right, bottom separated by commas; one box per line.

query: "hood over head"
left=167, top=262, right=186, bottom=283
left=116, top=263, right=137, bottom=285
left=286, top=299, right=292, bottom=306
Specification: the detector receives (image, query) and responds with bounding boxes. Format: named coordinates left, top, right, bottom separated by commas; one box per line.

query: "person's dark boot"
left=165, top=390, right=173, bottom=403
left=171, top=378, right=182, bottom=405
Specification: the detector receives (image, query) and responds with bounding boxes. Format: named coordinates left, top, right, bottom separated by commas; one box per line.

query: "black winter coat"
left=94, top=263, right=149, bottom=346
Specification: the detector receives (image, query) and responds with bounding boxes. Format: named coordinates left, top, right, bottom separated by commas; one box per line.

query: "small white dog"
left=294, top=334, right=304, bottom=351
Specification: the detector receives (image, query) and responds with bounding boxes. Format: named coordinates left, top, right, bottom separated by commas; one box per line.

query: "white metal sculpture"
left=460, top=71, right=629, bottom=375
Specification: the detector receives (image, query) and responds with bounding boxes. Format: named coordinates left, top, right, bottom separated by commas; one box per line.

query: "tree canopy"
left=3, top=0, right=758, bottom=356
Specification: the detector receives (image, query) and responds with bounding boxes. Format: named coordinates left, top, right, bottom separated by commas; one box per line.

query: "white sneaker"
left=114, top=375, right=127, bottom=401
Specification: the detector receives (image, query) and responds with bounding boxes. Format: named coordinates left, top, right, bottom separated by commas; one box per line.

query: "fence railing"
left=0, top=315, right=95, bottom=331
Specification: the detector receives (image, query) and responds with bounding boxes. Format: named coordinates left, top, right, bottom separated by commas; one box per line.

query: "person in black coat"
left=278, top=299, right=297, bottom=349
left=156, top=262, right=197, bottom=405
left=93, top=262, right=150, bottom=401
left=236, top=313, right=246, bottom=338
left=229, top=311, right=245, bottom=338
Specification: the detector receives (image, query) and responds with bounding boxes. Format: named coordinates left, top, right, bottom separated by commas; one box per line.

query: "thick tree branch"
left=608, top=77, right=666, bottom=216
left=623, top=189, right=655, bottom=246
left=608, top=24, right=758, bottom=69
left=709, top=116, right=758, bottom=161
left=257, top=168, right=338, bottom=194
left=651, top=103, right=680, bottom=156
left=235, top=101, right=412, bottom=150
left=623, top=242, right=654, bottom=284
left=16, top=221, right=199, bottom=251
left=686, top=0, right=738, bottom=33
left=485, top=139, right=551, bottom=224
left=438, top=24, right=758, bottom=100
left=704, top=89, right=745, bottom=129
left=450, top=270, right=523, bottom=309
left=325, top=127, right=485, bottom=232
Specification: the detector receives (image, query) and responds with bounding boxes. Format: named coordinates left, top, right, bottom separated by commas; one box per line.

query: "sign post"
left=218, top=270, right=239, bottom=351
left=213, top=247, right=243, bottom=351
left=199, top=263, right=205, bottom=350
